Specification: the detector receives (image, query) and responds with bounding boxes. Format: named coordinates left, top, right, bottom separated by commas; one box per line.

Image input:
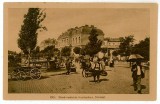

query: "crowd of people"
left=64, top=55, right=110, bottom=83
left=49, top=55, right=145, bottom=94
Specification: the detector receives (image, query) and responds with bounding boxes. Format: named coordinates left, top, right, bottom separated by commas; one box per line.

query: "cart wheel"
left=30, top=68, right=41, bottom=79
left=15, top=71, right=26, bottom=80
left=10, top=71, right=17, bottom=80
left=19, top=71, right=26, bottom=80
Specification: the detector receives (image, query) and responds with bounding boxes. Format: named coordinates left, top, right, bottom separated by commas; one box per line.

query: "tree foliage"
left=8, top=51, right=21, bottom=67
left=132, top=37, right=150, bottom=60
left=85, top=28, right=102, bottom=56
left=112, top=50, right=118, bottom=56
left=73, top=47, right=81, bottom=54
left=40, top=45, right=60, bottom=58
left=101, top=48, right=108, bottom=53
left=80, top=47, right=86, bottom=55
left=31, top=46, right=40, bottom=58
left=40, top=38, right=57, bottom=49
left=119, top=35, right=134, bottom=56
left=61, top=46, right=71, bottom=56
left=17, top=8, right=47, bottom=54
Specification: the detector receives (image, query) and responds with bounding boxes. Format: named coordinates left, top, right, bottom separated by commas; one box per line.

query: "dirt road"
left=8, top=61, right=149, bottom=94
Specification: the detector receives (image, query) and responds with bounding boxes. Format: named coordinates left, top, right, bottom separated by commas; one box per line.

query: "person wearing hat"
left=131, top=61, right=144, bottom=94
left=66, top=59, right=71, bottom=75
left=92, top=58, right=102, bottom=83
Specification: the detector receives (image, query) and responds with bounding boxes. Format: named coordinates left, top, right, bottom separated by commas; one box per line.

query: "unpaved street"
left=8, top=62, right=149, bottom=94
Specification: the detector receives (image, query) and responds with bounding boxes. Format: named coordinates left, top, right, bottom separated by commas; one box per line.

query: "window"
left=73, top=38, right=74, bottom=44
left=79, top=37, right=81, bottom=43
left=64, top=39, right=66, bottom=44
left=76, top=37, right=77, bottom=44
left=67, top=38, right=68, bottom=44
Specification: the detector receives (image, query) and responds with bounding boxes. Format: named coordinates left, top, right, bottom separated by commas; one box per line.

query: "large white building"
left=56, top=25, right=104, bottom=51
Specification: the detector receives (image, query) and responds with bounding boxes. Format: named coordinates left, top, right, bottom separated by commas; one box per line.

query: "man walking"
left=131, top=61, right=144, bottom=94
left=92, top=58, right=102, bottom=83
left=66, top=59, right=71, bottom=75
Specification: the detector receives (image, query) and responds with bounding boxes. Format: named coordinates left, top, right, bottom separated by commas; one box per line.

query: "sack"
left=70, top=68, right=76, bottom=72
left=94, top=63, right=101, bottom=70
left=101, top=70, right=108, bottom=76
left=141, top=70, right=145, bottom=78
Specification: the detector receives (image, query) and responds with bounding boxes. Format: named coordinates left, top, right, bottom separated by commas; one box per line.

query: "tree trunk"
left=28, top=49, right=31, bottom=67
left=21, top=50, right=23, bottom=66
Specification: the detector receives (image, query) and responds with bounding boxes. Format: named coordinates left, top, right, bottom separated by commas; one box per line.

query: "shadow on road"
left=89, top=78, right=109, bottom=83
left=115, top=66, right=130, bottom=68
left=49, top=72, right=79, bottom=77
left=100, top=78, right=109, bottom=82
left=141, top=85, right=146, bottom=89
left=8, top=75, right=50, bottom=81
left=39, top=76, right=50, bottom=80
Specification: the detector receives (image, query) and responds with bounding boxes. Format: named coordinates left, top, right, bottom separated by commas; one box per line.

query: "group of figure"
left=65, top=58, right=76, bottom=75
left=80, top=56, right=106, bottom=83
left=65, top=56, right=145, bottom=93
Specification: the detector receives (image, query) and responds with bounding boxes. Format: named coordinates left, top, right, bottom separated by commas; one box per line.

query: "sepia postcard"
left=3, top=2, right=158, bottom=100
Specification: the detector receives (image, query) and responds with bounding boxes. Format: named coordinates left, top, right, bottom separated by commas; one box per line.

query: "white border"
left=0, top=0, right=159, bottom=104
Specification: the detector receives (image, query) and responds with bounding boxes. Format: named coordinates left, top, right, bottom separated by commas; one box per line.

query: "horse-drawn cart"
left=10, top=66, right=41, bottom=80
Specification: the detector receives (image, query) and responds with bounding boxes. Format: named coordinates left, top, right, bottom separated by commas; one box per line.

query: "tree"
left=8, top=51, right=21, bottom=67
left=112, top=50, right=118, bottom=56
left=119, top=35, right=134, bottom=56
left=61, top=46, right=71, bottom=57
left=31, top=46, right=40, bottom=59
left=17, top=8, right=47, bottom=66
left=35, top=46, right=40, bottom=53
left=40, top=38, right=57, bottom=49
left=101, top=48, right=108, bottom=53
left=41, top=45, right=55, bottom=57
left=73, top=47, right=81, bottom=54
left=132, top=37, right=150, bottom=60
left=80, top=47, right=86, bottom=55
left=85, top=28, right=102, bottom=56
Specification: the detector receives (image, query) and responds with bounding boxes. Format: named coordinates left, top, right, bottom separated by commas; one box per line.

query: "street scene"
left=8, top=7, right=150, bottom=94
left=8, top=61, right=149, bottom=94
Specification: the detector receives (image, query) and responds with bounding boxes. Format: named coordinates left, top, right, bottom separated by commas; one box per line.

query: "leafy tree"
left=119, top=35, right=134, bottom=56
left=40, top=38, right=57, bottom=49
left=35, top=46, right=40, bottom=53
left=61, top=46, right=71, bottom=57
left=112, top=50, right=118, bottom=56
left=41, top=45, right=55, bottom=57
left=53, top=48, right=60, bottom=57
left=80, top=47, right=86, bottom=55
left=17, top=8, right=46, bottom=66
left=73, top=47, right=81, bottom=54
left=101, top=48, right=108, bottom=53
left=85, top=28, right=102, bottom=56
left=31, top=46, right=40, bottom=58
left=8, top=51, right=21, bottom=67
left=132, top=37, right=150, bottom=60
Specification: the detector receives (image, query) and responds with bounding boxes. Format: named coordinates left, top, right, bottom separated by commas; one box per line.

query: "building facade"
left=102, top=37, right=121, bottom=50
left=56, top=25, right=104, bottom=52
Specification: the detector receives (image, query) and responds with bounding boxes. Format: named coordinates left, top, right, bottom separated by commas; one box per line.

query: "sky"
left=8, top=8, right=150, bottom=52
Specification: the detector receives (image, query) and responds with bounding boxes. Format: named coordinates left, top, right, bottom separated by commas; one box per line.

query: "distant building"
left=102, top=37, right=121, bottom=50
left=101, top=37, right=122, bottom=59
left=56, top=25, right=104, bottom=52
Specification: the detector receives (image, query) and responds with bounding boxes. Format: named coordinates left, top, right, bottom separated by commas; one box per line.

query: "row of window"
left=61, top=38, right=69, bottom=45
left=105, top=42, right=120, bottom=46
left=59, top=36, right=81, bottom=46
left=72, top=37, right=81, bottom=44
